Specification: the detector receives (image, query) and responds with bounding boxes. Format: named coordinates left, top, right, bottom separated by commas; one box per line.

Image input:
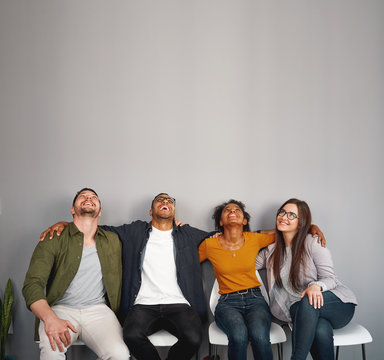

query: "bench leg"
left=362, top=344, right=367, bottom=360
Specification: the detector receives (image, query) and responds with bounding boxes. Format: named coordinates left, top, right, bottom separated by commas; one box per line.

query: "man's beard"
left=79, top=208, right=98, bottom=217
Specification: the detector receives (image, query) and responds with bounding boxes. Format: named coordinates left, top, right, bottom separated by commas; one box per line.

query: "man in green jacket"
left=22, top=188, right=129, bottom=360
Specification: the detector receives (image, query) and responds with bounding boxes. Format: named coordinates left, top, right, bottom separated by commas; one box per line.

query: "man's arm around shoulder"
left=100, top=220, right=149, bottom=243
left=176, top=224, right=217, bottom=247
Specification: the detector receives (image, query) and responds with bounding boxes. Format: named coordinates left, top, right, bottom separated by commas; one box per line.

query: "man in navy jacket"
left=102, top=193, right=210, bottom=360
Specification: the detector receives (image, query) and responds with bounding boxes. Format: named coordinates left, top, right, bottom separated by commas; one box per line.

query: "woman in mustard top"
left=199, top=200, right=275, bottom=360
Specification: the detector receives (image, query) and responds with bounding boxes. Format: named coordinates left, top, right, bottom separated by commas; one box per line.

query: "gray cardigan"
left=256, top=234, right=357, bottom=318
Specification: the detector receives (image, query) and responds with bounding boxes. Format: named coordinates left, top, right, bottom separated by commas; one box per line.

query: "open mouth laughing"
left=81, top=201, right=95, bottom=207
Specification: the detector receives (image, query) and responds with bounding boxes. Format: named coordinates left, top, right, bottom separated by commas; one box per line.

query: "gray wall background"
left=0, top=0, right=383, bottom=359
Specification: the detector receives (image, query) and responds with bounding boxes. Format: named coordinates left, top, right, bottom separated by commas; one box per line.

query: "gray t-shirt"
left=56, top=244, right=105, bottom=308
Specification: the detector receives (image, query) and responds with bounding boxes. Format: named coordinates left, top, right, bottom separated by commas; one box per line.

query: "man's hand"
left=39, top=222, right=69, bottom=241
left=44, top=314, right=77, bottom=352
left=210, top=232, right=221, bottom=238
left=301, top=284, right=323, bottom=309
left=174, top=218, right=185, bottom=227
left=30, top=299, right=77, bottom=352
left=310, top=224, right=326, bottom=247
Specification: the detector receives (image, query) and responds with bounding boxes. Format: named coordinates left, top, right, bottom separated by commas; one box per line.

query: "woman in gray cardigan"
left=256, top=198, right=357, bottom=360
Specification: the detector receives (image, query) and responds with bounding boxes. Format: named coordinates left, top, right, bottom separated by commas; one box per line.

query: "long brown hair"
left=270, top=198, right=312, bottom=291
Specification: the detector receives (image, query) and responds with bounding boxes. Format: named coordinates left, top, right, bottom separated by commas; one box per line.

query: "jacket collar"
left=68, top=222, right=105, bottom=238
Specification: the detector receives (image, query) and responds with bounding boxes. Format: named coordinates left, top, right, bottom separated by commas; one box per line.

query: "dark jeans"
left=123, top=303, right=202, bottom=360
left=289, top=291, right=356, bottom=360
left=214, top=288, right=273, bottom=360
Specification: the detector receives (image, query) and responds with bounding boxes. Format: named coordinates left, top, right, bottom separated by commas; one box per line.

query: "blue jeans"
left=289, top=291, right=356, bottom=360
left=215, top=288, right=273, bottom=360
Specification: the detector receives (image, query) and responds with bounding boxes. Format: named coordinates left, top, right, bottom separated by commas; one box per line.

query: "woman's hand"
left=301, top=284, right=323, bottom=309
left=39, top=222, right=69, bottom=241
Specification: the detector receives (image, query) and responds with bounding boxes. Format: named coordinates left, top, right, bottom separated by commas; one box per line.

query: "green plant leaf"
left=1, top=279, right=14, bottom=360
left=3, top=279, right=13, bottom=331
left=0, top=295, right=2, bottom=327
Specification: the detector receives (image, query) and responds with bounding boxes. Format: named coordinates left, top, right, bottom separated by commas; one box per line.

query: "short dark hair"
left=212, top=199, right=251, bottom=233
left=151, top=193, right=175, bottom=208
left=72, top=188, right=100, bottom=206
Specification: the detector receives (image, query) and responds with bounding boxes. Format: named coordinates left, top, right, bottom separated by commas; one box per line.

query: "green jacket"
left=22, top=222, right=122, bottom=340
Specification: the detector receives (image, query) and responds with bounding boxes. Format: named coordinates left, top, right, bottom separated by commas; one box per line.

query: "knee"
left=227, top=328, right=248, bottom=347
left=39, top=338, right=67, bottom=360
left=39, top=346, right=66, bottom=360
left=123, top=325, right=143, bottom=346
left=249, top=327, right=270, bottom=346
left=103, top=345, right=130, bottom=360
left=293, top=296, right=319, bottom=317
left=38, top=327, right=67, bottom=359
left=300, top=296, right=316, bottom=310
left=180, top=327, right=202, bottom=349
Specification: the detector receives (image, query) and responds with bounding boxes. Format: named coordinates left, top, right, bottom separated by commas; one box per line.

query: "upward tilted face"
left=220, top=203, right=247, bottom=228
left=150, top=193, right=176, bottom=220
left=71, top=190, right=101, bottom=218
left=276, top=203, right=299, bottom=234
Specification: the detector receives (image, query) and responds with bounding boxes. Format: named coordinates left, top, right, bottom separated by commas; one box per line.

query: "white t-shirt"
left=134, top=226, right=189, bottom=305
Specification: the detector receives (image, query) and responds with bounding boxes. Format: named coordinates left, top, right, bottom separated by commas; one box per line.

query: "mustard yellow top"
left=199, top=232, right=274, bottom=294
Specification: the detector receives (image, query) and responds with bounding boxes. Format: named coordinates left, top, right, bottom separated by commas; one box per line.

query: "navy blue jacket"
left=101, top=221, right=210, bottom=322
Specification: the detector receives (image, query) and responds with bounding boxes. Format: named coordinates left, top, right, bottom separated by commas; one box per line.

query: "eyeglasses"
left=277, top=209, right=299, bottom=220
left=154, top=196, right=176, bottom=204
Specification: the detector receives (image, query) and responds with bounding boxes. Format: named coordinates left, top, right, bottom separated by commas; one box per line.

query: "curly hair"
left=212, top=199, right=251, bottom=233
